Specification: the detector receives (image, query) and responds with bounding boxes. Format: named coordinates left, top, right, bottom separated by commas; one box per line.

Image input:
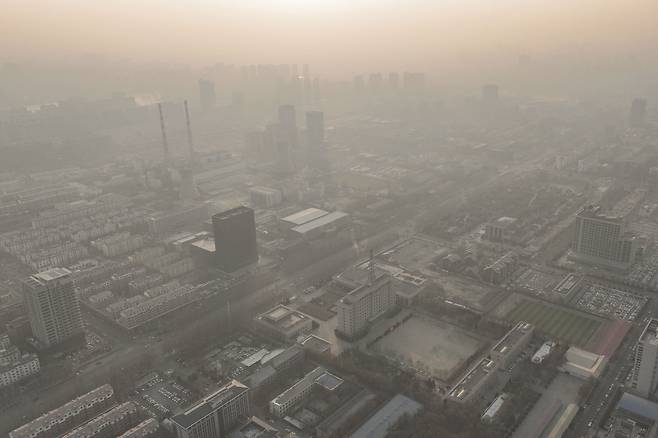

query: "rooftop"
left=33, top=267, right=72, bottom=283
left=449, top=358, right=497, bottom=400
left=291, top=211, right=348, bottom=235
left=270, top=367, right=341, bottom=408
left=171, top=380, right=249, bottom=429
left=351, top=394, right=422, bottom=438
left=280, top=207, right=329, bottom=226
left=258, top=305, right=311, bottom=331
left=616, top=392, right=658, bottom=424
left=10, top=385, right=114, bottom=438
left=491, top=321, right=533, bottom=355
left=61, top=402, right=138, bottom=438
left=116, top=418, right=159, bottom=438
left=340, top=274, right=390, bottom=305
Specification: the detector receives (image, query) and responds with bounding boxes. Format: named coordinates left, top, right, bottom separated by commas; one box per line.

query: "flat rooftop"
left=341, top=274, right=390, bottom=305
left=190, top=237, right=216, bottom=253
left=492, top=321, right=533, bottom=355
left=280, top=208, right=328, bottom=226
left=33, top=267, right=71, bottom=282
left=352, top=394, right=422, bottom=438
left=10, top=384, right=114, bottom=438
left=171, top=380, right=248, bottom=429
left=291, top=211, right=348, bottom=235
left=449, top=358, right=496, bottom=400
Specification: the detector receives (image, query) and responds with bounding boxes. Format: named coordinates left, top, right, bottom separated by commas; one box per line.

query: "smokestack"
left=158, top=103, right=169, bottom=162
left=184, top=100, right=195, bottom=160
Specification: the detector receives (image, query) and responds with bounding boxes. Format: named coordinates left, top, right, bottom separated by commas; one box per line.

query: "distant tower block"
left=184, top=100, right=195, bottom=160
left=630, top=98, right=647, bottom=127
left=157, top=103, right=170, bottom=163
left=198, top=79, right=216, bottom=112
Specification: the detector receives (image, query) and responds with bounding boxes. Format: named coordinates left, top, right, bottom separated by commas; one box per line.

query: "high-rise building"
left=571, top=205, right=638, bottom=270
left=278, top=104, right=297, bottom=145
left=212, top=206, right=258, bottom=273
left=630, top=98, right=647, bottom=127
left=22, top=268, right=84, bottom=349
left=171, top=380, right=250, bottom=438
left=305, top=111, right=328, bottom=170
left=631, top=319, right=658, bottom=398
left=482, top=84, right=499, bottom=104
left=198, top=79, right=216, bottom=112
left=336, top=275, right=395, bottom=339
left=278, top=104, right=298, bottom=169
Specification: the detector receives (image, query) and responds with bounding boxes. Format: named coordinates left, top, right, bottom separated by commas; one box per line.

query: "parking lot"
left=133, top=373, right=192, bottom=420
left=575, top=283, right=647, bottom=321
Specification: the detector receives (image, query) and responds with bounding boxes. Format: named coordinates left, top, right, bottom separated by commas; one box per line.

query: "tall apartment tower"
left=171, top=380, right=250, bottom=438
left=305, top=111, right=328, bottom=170
left=22, top=268, right=84, bottom=350
left=212, top=206, right=258, bottom=273
left=630, top=98, right=647, bottom=127
left=198, top=79, right=216, bottom=112
left=571, top=205, right=637, bottom=270
left=631, top=319, right=658, bottom=398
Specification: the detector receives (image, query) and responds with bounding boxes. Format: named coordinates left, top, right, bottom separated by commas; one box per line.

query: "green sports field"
left=505, top=299, right=602, bottom=346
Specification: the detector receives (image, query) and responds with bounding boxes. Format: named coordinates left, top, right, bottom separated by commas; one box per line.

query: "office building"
left=448, top=357, right=500, bottom=405
left=561, top=347, right=607, bottom=380
left=305, top=111, right=328, bottom=170
left=278, top=104, right=297, bottom=148
left=22, top=268, right=84, bottom=349
left=199, top=79, right=216, bottom=112
left=489, top=321, right=534, bottom=368
left=336, top=274, right=395, bottom=339
left=630, top=98, right=647, bottom=127
left=171, top=380, right=250, bottom=438
left=254, top=304, right=313, bottom=341
left=571, top=205, right=638, bottom=270
left=10, top=384, right=115, bottom=438
left=612, top=393, right=658, bottom=438
left=212, top=206, right=258, bottom=272
left=631, top=319, right=658, bottom=398
left=269, top=367, right=343, bottom=417
left=351, top=394, right=422, bottom=438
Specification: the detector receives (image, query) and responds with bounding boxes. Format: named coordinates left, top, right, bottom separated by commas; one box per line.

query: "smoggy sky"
left=3, top=0, right=658, bottom=76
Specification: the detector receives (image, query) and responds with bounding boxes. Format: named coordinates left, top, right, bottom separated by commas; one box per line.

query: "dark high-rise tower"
left=630, top=98, right=647, bottom=127
left=212, top=206, right=258, bottom=272
left=199, top=79, right=216, bottom=112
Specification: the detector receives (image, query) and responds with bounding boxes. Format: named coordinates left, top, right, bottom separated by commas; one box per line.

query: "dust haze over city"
left=2, top=1, right=658, bottom=437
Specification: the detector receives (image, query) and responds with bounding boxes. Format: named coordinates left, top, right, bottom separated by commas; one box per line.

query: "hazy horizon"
left=3, top=0, right=658, bottom=76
